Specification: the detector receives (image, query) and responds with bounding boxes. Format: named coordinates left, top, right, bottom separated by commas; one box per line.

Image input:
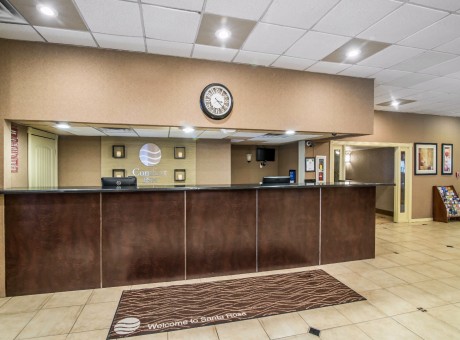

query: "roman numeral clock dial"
left=200, top=83, right=233, bottom=120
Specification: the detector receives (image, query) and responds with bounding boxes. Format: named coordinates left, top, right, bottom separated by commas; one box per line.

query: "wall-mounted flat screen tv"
left=256, top=148, right=275, bottom=162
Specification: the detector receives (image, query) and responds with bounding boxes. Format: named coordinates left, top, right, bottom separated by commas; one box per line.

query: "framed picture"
left=174, top=146, right=186, bottom=159
left=442, top=144, right=453, bottom=175
left=112, top=169, right=126, bottom=178
left=305, top=157, right=315, bottom=172
left=415, top=143, right=437, bottom=175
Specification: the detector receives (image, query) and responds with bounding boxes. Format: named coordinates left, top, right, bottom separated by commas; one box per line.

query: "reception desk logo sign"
left=134, top=143, right=167, bottom=183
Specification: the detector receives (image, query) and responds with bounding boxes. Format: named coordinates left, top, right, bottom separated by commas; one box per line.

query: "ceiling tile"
left=262, top=0, right=340, bottom=29
left=420, top=56, right=460, bottom=76
left=399, top=14, right=460, bottom=49
left=205, top=0, right=271, bottom=21
left=169, top=127, right=204, bottom=138
left=231, top=132, right=266, bottom=138
left=192, top=44, right=238, bottom=62
left=146, top=39, right=192, bottom=57
left=285, top=31, right=350, bottom=60
left=434, top=36, right=460, bottom=54
left=133, top=127, right=170, bottom=137
left=313, top=0, right=401, bottom=36
left=67, top=127, right=106, bottom=136
left=358, top=4, right=447, bottom=43
left=0, top=23, right=44, bottom=42
left=93, top=33, right=145, bottom=52
left=372, top=69, right=411, bottom=84
left=198, top=130, right=231, bottom=139
left=307, top=61, right=351, bottom=74
left=358, top=45, right=424, bottom=68
left=141, top=0, right=204, bottom=11
left=35, top=26, right=96, bottom=47
left=390, top=51, right=457, bottom=71
left=410, top=0, right=460, bottom=11
left=339, top=65, right=382, bottom=78
left=322, top=38, right=390, bottom=64
left=234, top=50, right=279, bottom=66
left=142, top=5, right=200, bottom=43
left=74, top=0, right=143, bottom=36
left=385, top=73, right=437, bottom=87
left=410, top=76, right=460, bottom=91
left=271, top=56, right=316, bottom=71
left=447, top=70, right=460, bottom=79
left=242, top=23, right=305, bottom=54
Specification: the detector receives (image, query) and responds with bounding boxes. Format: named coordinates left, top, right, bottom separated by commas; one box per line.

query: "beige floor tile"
left=342, top=261, right=377, bottom=274
left=383, top=267, right=430, bottom=284
left=413, top=280, right=460, bottom=303
left=66, top=329, right=111, bottom=340
left=428, top=305, right=460, bottom=331
left=0, top=298, right=10, bottom=309
left=334, top=273, right=382, bottom=292
left=299, top=306, right=350, bottom=330
left=405, top=264, right=455, bottom=279
left=0, top=312, right=36, bottom=340
left=43, top=290, right=93, bottom=309
left=399, top=251, right=438, bottom=263
left=334, top=301, right=385, bottom=323
left=166, top=326, right=218, bottom=340
left=71, top=302, right=118, bottom=333
left=386, top=285, right=446, bottom=309
left=320, top=324, right=372, bottom=340
left=364, top=257, right=399, bottom=269
left=319, top=263, right=353, bottom=276
left=360, top=289, right=416, bottom=316
left=87, top=286, right=129, bottom=304
left=357, top=317, right=422, bottom=340
left=27, top=335, right=67, bottom=340
left=259, top=313, right=309, bottom=339
left=397, top=242, right=428, bottom=251
left=360, top=269, right=406, bottom=288
left=393, top=311, right=460, bottom=340
left=429, top=261, right=460, bottom=275
left=439, top=276, right=460, bottom=289
left=0, top=294, right=52, bottom=314
left=275, top=333, right=318, bottom=340
left=17, top=306, right=82, bottom=339
left=420, top=249, right=457, bottom=260
left=382, top=254, right=419, bottom=266
left=216, top=319, right=269, bottom=340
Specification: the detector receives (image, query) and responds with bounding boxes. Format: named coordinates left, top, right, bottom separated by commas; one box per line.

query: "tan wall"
left=0, top=39, right=374, bottom=135
left=278, top=142, right=298, bottom=178
left=346, top=148, right=394, bottom=213
left=196, top=139, right=231, bottom=185
left=58, top=136, right=101, bottom=186
left=10, top=124, right=28, bottom=188
left=0, top=194, right=4, bottom=297
left=231, top=145, right=279, bottom=184
left=346, top=110, right=460, bottom=219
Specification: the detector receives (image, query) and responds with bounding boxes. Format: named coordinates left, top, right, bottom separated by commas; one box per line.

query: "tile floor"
left=1, top=215, right=460, bottom=339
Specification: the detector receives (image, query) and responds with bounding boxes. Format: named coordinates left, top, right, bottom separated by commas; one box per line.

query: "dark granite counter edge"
left=0, top=182, right=394, bottom=194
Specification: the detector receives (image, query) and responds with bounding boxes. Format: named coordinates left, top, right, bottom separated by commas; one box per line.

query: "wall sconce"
left=174, top=169, right=186, bottom=182
left=246, top=153, right=252, bottom=163
left=174, top=146, right=186, bottom=159
left=112, top=145, right=125, bottom=158
left=345, top=152, right=351, bottom=163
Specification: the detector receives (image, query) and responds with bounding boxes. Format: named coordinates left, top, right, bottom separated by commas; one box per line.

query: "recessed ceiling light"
left=55, top=122, right=70, bottom=129
left=37, top=4, right=58, bottom=17
left=220, top=128, right=236, bottom=134
left=182, top=127, right=195, bottom=133
left=346, top=48, right=361, bottom=58
left=391, top=100, right=400, bottom=108
left=215, top=28, right=231, bottom=40
left=285, top=130, right=296, bottom=135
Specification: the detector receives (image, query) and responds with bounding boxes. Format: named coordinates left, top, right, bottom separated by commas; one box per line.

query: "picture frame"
left=112, top=169, right=126, bottom=178
left=305, top=157, right=315, bottom=172
left=441, top=143, right=453, bottom=175
left=174, top=169, right=186, bottom=182
left=112, top=145, right=125, bottom=158
left=174, top=146, right=186, bottom=159
left=414, top=143, right=437, bottom=175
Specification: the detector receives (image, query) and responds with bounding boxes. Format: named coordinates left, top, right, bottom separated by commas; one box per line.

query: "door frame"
left=330, top=141, right=413, bottom=223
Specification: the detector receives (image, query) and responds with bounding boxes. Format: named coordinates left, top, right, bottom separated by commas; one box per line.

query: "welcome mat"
left=107, top=269, right=365, bottom=339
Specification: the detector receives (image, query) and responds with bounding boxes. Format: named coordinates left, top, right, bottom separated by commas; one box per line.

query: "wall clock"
left=200, top=83, right=233, bottom=120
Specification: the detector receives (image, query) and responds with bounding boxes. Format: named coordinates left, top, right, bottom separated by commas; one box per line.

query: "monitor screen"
left=101, top=176, right=137, bottom=187
left=256, top=148, right=276, bottom=161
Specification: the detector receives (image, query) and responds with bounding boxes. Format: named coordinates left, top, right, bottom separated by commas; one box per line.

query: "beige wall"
left=58, top=136, right=101, bottom=186
left=196, top=139, right=231, bottom=185
left=346, top=148, right=394, bottom=213
left=0, top=194, right=4, bottom=297
left=231, top=145, right=279, bottom=184
left=346, top=110, right=460, bottom=219
left=278, top=142, right=298, bottom=178
left=0, top=39, right=374, bottom=135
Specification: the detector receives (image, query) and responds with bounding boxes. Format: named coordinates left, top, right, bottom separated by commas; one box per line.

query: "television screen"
left=256, top=148, right=275, bottom=161
left=101, top=176, right=137, bottom=187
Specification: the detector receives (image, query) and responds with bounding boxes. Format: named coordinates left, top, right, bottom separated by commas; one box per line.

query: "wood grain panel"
left=321, top=187, right=376, bottom=264
left=186, top=190, right=256, bottom=278
left=5, top=194, right=100, bottom=296
left=102, top=192, right=185, bottom=286
left=258, top=188, right=320, bottom=271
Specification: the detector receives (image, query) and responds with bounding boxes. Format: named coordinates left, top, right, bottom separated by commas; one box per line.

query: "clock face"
left=200, top=83, right=233, bottom=120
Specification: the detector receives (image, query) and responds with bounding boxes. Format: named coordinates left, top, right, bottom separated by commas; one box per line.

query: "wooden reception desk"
left=1, top=183, right=379, bottom=296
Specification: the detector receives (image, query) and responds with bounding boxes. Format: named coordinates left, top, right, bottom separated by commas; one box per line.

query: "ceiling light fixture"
left=182, top=127, right=195, bottom=133
left=346, top=48, right=361, bottom=58
left=391, top=100, right=400, bottom=108
left=285, top=130, right=296, bottom=135
left=220, top=128, right=236, bottom=134
left=55, top=122, right=70, bottom=129
left=37, top=4, right=58, bottom=17
left=215, top=28, right=231, bottom=40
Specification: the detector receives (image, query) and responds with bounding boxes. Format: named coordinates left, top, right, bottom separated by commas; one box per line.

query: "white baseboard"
left=409, top=218, right=433, bottom=223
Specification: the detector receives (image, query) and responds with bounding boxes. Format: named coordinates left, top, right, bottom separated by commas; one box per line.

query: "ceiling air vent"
left=96, top=127, right=139, bottom=137
left=0, top=0, right=27, bottom=24
left=258, top=133, right=289, bottom=139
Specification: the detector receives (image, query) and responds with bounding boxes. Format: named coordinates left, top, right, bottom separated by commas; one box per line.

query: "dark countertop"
left=0, top=181, right=394, bottom=194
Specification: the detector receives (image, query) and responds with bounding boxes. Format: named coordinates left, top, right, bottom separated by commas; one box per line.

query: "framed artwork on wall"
left=305, top=157, right=315, bottom=172
left=442, top=144, right=453, bottom=175
left=414, top=143, right=437, bottom=175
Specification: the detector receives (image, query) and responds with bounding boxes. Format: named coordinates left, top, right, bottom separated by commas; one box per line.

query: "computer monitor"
left=101, top=176, right=137, bottom=187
